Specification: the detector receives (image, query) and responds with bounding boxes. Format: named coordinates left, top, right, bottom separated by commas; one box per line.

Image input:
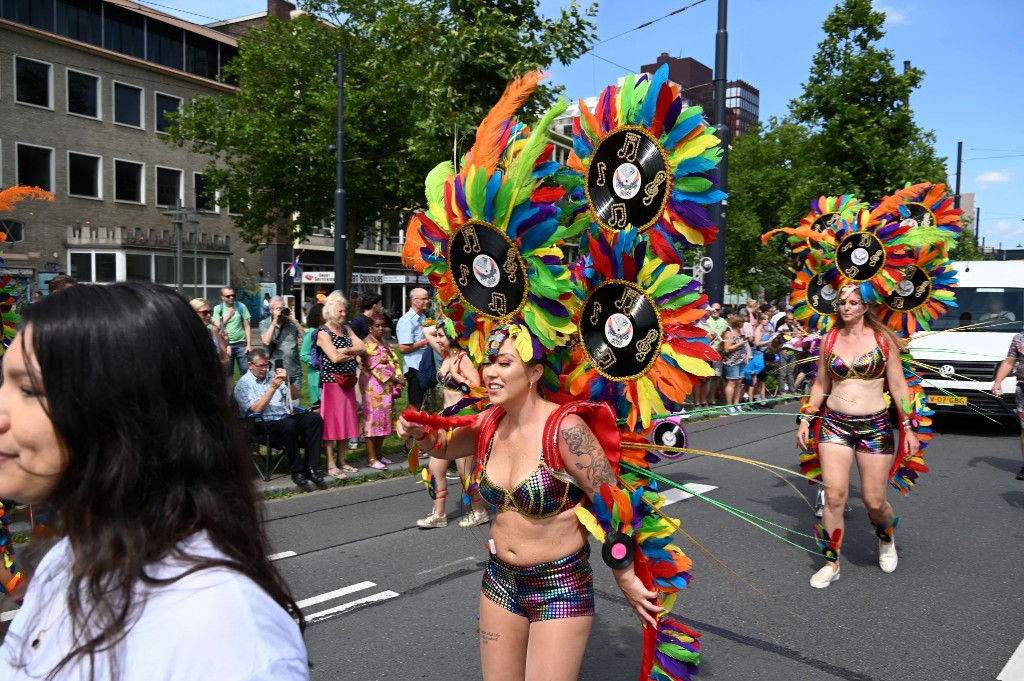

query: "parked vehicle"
left=908, top=260, right=1024, bottom=420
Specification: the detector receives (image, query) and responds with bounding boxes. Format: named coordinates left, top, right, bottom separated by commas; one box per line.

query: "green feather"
left=467, top=166, right=488, bottom=218
left=495, top=97, right=569, bottom=232
left=424, top=161, right=453, bottom=207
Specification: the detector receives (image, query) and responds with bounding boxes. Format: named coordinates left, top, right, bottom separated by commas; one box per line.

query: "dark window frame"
left=154, top=92, right=182, bottom=134
left=67, top=151, right=102, bottom=199
left=113, top=80, right=144, bottom=129
left=113, top=158, right=144, bottom=204
left=15, top=142, right=54, bottom=192
left=14, top=55, right=53, bottom=109
left=155, top=166, right=183, bottom=207
left=66, top=68, right=100, bottom=119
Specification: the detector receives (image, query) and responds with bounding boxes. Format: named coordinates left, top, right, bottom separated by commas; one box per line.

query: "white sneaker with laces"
left=809, top=563, right=840, bottom=589
left=878, top=540, right=898, bottom=573
left=458, top=509, right=491, bottom=528
left=416, top=511, right=448, bottom=529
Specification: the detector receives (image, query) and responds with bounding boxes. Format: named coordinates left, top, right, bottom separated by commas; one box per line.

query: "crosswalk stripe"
left=306, top=591, right=400, bottom=622
left=661, top=484, right=718, bottom=506
left=267, top=551, right=297, bottom=561
left=295, top=582, right=376, bottom=609
left=998, top=637, right=1024, bottom=680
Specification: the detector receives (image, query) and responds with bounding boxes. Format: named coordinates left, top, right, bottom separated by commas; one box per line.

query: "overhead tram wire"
left=582, top=0, right=710, bottom=53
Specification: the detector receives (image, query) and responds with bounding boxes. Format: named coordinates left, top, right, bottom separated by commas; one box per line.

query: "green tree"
left=168, top=0, right=596, bottom=254
left=726, top=0, right=949, bottom=298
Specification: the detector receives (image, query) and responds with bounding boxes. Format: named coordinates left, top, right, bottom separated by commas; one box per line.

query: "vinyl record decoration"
left=883, top=264, right=932, bottom=313
left=580, top=280, right=663, bottom=382
left=651, top=416, right=689, bottom=459
left=447, top=221, right=528, bottom=320
left=805, top=272, right=841, bottom=317
left=835, top=230, right=886, bottom=282
left=585, top=126, right=670, bottom=234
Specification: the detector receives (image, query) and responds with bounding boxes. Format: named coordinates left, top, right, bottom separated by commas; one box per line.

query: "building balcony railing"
left=65, top=224, right=232, bottom=252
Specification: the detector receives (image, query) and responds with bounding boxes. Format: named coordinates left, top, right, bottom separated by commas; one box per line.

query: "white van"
left=907, top=260, right=1024, bottom=420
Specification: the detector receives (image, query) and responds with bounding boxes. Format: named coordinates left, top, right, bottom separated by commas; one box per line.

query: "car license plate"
left=930, top=395, right=968, bottom=406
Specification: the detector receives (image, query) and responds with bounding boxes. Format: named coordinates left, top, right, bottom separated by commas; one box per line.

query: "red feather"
left=402, top=409, right=479, bottom=430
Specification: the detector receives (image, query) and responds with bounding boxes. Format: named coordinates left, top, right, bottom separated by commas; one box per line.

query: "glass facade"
left=2, top=0, right=234, bottom=80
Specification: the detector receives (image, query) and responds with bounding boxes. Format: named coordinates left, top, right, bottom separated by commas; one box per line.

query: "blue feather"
left=638, top=64, right=669, bottom=128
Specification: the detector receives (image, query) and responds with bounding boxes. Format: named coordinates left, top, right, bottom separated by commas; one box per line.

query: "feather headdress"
left=561, top=64, right=725, bottom=266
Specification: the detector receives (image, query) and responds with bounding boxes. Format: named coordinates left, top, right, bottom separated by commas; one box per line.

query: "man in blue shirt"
left=397, top=288, right=430, bottom=410
left=234, top=348, right=326, bottom=492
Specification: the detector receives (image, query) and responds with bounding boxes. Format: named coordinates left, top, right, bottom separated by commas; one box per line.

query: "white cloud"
left=976, top=170, right=1012, bottom=185
left=874, top=3, right=910, bottom=25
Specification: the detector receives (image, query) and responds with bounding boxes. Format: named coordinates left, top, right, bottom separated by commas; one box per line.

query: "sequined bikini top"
left=827, top=345, right=886, bottom=381
left=474, top=410, right=585, bottom=519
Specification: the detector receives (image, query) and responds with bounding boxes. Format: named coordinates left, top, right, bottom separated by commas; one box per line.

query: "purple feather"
left=662, top=98, right=683, bottom=138
left=673, top=201, right=713, bottom=230
left=454, top=177, right=470, bottom=218
left=654, top=650, right=699, bottom=680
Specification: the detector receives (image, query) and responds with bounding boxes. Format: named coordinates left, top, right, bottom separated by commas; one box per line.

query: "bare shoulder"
left=558, top=413, right=616, bottom=494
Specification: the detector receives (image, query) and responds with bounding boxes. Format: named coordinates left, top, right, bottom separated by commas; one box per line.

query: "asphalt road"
left=263, top=406, right=1024, bottom=680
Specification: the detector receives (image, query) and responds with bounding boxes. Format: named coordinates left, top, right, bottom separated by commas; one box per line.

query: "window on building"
left=16, top=144, right=53, bottom=191
left=68, top=152, right=101, bottom=198
left=186, top=32, right=219, bottom=80
left=2, top=0, right=54, bottom=30
left=57, top=0, right=102, bottom=46
left=113, top=82, right=143, bottom=128
left=67, top=70, right=99, bottom=118
left=194, top=173, right=216, bottom=212
left=154, top=255, right=175, bottom=285
left=114, top=159, right=144, bottom=203
left=154, top=93, right=182, bottom=133
left=125, top=253, right=151, bottom=281
left=15, top=57, right=52, bottom=108
left=69, top=251, right=116, bottom=283
left=0, top=220, right=26, bottom=243
left=156, top=167, right=182, bottom=207
left=103, top=4, right=144, bottom=58
left=147, top=19, right=184, bottom=70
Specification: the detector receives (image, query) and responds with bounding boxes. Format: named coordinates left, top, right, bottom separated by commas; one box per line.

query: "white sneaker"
left=416, top=511, right=448, bottom=529
left=879, top=540, right=898, bottom=573
left=458, top=509, right=491, bottom=528
left=809, top=563, right=840, bottom=589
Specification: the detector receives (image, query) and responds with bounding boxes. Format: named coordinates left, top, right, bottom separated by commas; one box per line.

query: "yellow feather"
left=575, top=507, right=606, bottom=542
left=669, top=132, right=721, bottom=164
left=663, top=346, right=715, bottom=377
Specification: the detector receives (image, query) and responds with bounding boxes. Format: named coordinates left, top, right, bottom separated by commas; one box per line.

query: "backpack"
left=418, top=348, right=439, bottom=390
left=310, top=326, right=326, bottom=371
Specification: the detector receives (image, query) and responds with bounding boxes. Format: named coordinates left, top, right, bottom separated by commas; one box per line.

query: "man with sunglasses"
left=213, top=287, right=252, bottom=377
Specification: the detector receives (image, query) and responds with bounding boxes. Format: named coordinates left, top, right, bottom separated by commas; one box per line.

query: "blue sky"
left=157, top=0, right=1024, bottom=249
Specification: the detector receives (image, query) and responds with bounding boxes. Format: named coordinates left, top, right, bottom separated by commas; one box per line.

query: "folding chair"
left=239, top=413, right=287, bottom=482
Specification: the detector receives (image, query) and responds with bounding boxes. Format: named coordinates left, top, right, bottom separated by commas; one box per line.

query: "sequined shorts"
left=481, top=545, right=594, bottom=622
left=818, top=408, right=894, bottom=455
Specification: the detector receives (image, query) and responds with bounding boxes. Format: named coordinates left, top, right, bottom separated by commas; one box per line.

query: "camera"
left=280, top=307, right=290, bottom=316
left=274, top=359, right=284, bottom=371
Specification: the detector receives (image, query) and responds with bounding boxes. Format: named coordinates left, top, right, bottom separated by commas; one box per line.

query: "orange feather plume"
left=401, top=214, right=430, bottom=273
left=464, top=72, right=544, bottom=178
left=0, top=186, right=54, bottom=213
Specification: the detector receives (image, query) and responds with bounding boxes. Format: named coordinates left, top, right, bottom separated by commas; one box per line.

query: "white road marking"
left=306, top=590, right=400, bottom=622
left=295, top=581, right=376, bottom=609
left=416, top=556, right=478, bottom=576
left=267, top=551, right=297, bottom=561
left=661, top=484, right=718, bottom=506
left=998, top=637, right=1024, bottom=680
left=1, top=609, right=18, bottom=623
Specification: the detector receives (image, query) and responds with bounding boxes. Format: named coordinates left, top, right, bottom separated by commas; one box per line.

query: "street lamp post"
left=161, top=200, right=200, bottom=295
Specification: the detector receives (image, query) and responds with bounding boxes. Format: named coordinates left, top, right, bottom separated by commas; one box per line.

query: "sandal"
left=327, top=467, right=348, bottom=480
left=369, top=460, right=388, bottom=471
left=340, top=464, right=359, bottom=474
left=380, top=457, right=393, bottom=465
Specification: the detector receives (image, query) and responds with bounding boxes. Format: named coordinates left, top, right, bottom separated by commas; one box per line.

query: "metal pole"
left=705, top=0, right=729, bottom=306
left=975, top=207, right=980, bottom=247
left=333, top=51, right=348, bottom=296
left=954, top=141, right=963, bottom=209
left=175, top=199, right=184, bottom=294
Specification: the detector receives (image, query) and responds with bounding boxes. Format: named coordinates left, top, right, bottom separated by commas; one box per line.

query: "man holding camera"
left=259, top=296, right=302, bottom=390
left=234, top=348, right=326, bottom=492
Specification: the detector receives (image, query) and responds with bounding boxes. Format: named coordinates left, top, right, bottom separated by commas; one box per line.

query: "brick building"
left=0, top=0, right=244, bottom=301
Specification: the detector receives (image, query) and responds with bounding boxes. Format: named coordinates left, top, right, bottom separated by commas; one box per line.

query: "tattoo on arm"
left=479, top=629, right=501, bottom=644
left=562, top=424, right=617, bottom=494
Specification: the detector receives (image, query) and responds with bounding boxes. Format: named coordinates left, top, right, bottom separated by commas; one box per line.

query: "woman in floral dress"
left=360, top=314, right=405, bottom=470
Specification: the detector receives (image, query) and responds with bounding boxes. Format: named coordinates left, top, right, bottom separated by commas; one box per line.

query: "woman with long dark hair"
left=797, top=284, right=919, bottom=588
left=0, top=282, right=308, bottom=679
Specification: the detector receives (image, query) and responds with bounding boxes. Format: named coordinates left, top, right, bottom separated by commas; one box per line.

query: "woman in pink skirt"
left=360, top=313, right=405, bottom=470
left=318, top=291, right=365, bottom=480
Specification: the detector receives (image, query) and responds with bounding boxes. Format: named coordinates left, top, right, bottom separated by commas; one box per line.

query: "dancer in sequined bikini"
left=797, top=284, right=920, bottom=588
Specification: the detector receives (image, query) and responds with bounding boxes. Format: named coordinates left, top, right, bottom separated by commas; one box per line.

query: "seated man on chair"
left=234, top=348, right=327, bottom=492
